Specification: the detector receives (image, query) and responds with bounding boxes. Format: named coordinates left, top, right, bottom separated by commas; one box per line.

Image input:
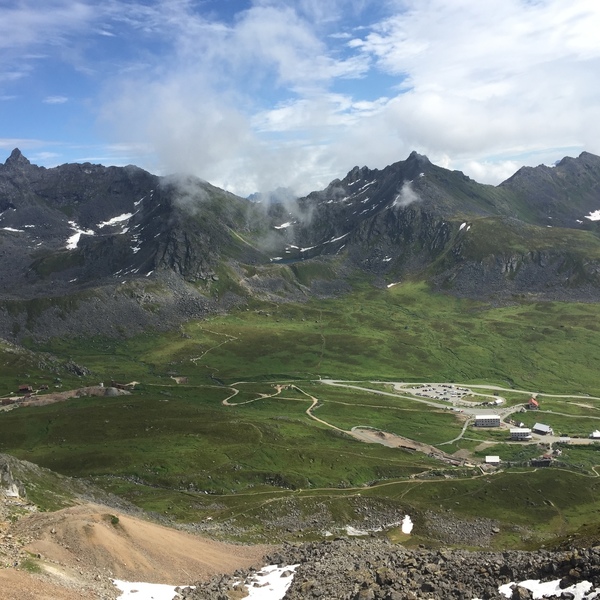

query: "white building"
left=510, top=428, right=532, bottom=441
left=485, top=456, right=500, bottom=464
left=474, top=415, right=501, bottom=427
left=590, top=430, right=600, bottom=439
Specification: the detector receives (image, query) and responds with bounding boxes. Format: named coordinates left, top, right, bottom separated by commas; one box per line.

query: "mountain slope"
left=1, top=453, right=268, bottom=599
left=2, top=148, right=600, bottom=340
left=265, top=151, right=600, bottom=299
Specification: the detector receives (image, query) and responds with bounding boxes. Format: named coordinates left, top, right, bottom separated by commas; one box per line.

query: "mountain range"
left=1, top=147, right=600, bottom=340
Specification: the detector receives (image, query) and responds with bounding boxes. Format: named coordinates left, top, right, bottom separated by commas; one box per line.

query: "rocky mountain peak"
left=3, top=148, right=32, bottom=170
left=406, top=150, right=431, bottom=165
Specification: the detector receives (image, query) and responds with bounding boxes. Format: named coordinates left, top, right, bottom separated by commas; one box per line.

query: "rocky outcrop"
left=181, top=538, right=600, bottom=600
left=0, top=457, right=26, bottom=499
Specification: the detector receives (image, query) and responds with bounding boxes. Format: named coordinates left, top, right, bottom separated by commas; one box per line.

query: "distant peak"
left=4, top=148, right=31, bottom=169
left=406, top=150, right=430, bottom=164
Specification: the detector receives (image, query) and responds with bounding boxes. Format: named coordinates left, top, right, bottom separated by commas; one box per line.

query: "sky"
left=1, top=0, right=600, bottom=197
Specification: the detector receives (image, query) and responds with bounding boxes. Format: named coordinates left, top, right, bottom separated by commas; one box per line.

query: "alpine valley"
left=2, top=148, right=600, bottom=599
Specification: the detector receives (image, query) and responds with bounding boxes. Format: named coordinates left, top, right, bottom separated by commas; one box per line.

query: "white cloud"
left=43, top=95, right=68, bottom=104
left=335, top=0, right=600, bottom=181
left=0, top=1, right=94, bottom=50
left=98, top=1, right=375, bottom=194
left=0, top=138, right=48, bottom=150
left=4, top=0, right=600, bottom=193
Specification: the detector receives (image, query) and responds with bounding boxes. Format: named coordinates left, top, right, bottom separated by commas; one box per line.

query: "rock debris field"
left=180, top=538, right=600, bottom=600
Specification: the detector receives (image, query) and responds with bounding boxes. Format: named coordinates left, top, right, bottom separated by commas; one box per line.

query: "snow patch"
left=498, top=578, right=595, bottom=599
left=274, top=222, right=292, bottom=229
left=2, top=227, right=24, bottom=233
left=66, top=221, right=95, bottom=249
left=459, top=222, right=467, bottom=231
left=585, top=210, right=600, bottom=221
left=357, top=181, right=375, bottom=191
left=401, top=515, right=413, bottom=534
left=113, top=580, right=194, bottom=600
left=242, top=564, right=299, bottom=599
left=345, top=526, right=371, bottom=536
left=98, top=213, right=134, bottom=228
left=327, top=233, right=349, bottom=244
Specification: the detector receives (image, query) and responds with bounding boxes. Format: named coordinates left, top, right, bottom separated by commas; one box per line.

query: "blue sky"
left=1, top=0, right=599, bottom=196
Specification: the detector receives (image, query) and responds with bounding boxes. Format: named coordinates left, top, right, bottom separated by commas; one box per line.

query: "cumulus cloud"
left=336, top=0, right=600, bottom=181
left=98, top=1, right=373, bottom=195
left=4, top=0, right=600, bottom=194
left=98, top=0, right=600, bottom=194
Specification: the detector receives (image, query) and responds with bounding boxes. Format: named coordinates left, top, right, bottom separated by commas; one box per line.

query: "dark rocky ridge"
left=181, top=538, right=600, bottom=600
left=2, top=149, right=600, bottom=340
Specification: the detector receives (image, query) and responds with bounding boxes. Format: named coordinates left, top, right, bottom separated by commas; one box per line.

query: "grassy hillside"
left=28, top=281, right=600, bottom=393
left=2, top=281, right=600, bottom=547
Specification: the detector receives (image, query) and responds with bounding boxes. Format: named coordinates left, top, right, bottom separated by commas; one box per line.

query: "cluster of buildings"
left=473, top=414, right=556, bottom=440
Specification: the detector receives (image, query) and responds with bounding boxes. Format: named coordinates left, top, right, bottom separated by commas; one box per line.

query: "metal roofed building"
left=532, top=423, right=553, bottom=435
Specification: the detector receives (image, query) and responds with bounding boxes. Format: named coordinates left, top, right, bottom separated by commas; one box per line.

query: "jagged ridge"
left=2, top=149, right=600, bottom=340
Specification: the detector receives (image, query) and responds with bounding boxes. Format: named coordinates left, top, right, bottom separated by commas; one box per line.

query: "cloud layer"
left=2, top=0, right=600, bottom=195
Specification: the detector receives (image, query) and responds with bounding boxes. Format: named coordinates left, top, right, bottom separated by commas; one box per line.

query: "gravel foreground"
left=180, top=538, right=600, bottom=600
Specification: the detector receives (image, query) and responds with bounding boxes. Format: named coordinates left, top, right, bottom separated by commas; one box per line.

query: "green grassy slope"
left=2, top=282, right=600, bottom=546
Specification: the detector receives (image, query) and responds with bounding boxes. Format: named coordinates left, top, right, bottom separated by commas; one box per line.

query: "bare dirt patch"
left=2, top=501, right=271, bottom=600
